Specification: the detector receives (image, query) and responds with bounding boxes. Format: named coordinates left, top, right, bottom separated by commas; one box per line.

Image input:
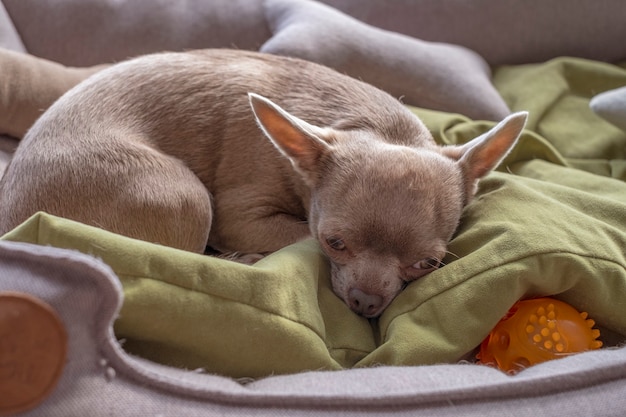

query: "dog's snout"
left=348, top=288, right=383, bottom=317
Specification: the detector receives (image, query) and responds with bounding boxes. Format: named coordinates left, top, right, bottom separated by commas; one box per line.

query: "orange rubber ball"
left=477, top=298, right=602, bottom=374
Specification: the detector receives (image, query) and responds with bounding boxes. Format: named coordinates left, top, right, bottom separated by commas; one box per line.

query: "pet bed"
left=0, top=0, right=625, bottom=415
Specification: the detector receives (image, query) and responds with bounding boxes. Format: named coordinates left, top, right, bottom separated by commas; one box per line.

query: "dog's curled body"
left=0, top=50, right=428, bottom=250
left=0, top=49, right=526, bottom=317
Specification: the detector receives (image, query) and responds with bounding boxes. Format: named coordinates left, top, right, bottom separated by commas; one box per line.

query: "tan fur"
left=0, top=49, right=527, bottom=317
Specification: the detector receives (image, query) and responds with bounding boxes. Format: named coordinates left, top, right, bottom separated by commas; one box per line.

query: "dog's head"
left=249, top=93, right=527, bottom=318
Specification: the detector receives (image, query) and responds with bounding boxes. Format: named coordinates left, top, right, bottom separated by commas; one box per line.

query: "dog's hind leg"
left=0, top=139, right=212, bottom=254
left=115, top=160, right=213, bottom=253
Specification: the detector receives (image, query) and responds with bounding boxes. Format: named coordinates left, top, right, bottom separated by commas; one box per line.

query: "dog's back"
left=0, top=49, right=430, bottom=252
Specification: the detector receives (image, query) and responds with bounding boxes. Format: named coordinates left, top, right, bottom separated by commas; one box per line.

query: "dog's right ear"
left=248, top=93, right=332, bottom=183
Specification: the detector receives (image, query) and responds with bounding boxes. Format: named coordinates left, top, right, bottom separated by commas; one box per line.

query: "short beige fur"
left=0, top=50, right=527, bottom=317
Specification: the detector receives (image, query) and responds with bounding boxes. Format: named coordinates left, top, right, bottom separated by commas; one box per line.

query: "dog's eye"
left=326, top=236, right=346, bottom=251
left=413, top=257, right=441, bottom=270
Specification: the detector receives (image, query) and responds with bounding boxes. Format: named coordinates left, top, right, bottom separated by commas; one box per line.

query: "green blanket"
left=3, top=57, right=626, bottom=378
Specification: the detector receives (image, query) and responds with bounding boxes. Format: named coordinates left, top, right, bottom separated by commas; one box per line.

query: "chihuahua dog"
left=0, top=49, right=526, bottom=317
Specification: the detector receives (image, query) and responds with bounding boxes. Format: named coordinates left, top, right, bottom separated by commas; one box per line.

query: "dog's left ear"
left=442, top=111, right=528, bottom=200
left=248, top=93, right=332, bottom=184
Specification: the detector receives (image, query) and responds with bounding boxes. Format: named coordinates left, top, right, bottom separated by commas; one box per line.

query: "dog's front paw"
left=218, top=252, right=266, bottom=265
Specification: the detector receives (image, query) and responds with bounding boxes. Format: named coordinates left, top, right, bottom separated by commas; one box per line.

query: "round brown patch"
left=0, top=292, right=67, bottom=416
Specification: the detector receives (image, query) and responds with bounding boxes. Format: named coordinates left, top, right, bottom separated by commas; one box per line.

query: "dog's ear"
left=248, top=93, right=332, bottom=183
left=442, top=111, right=528, bottom=200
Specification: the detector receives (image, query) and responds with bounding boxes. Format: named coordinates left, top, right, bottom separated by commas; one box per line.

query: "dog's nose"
left=348, top=288, right=383, bottom=317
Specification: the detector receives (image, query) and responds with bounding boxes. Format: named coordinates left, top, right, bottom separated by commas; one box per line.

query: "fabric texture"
left=324, top=0, right=626, bottom=65
left=0, top=0, right=24, bottom=52
left=2, top=222, right=626, bottom=416
left=1, top=0, right=272, bottom=66
left=2, top=213, right=366, bottom=377
left=3, top=56, right=626, bottom=379
left=493, top=57, right=626, bottom=179
left=261, top=0, right=509, bottom=120
left=4, top=0, right=626, bottom=67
